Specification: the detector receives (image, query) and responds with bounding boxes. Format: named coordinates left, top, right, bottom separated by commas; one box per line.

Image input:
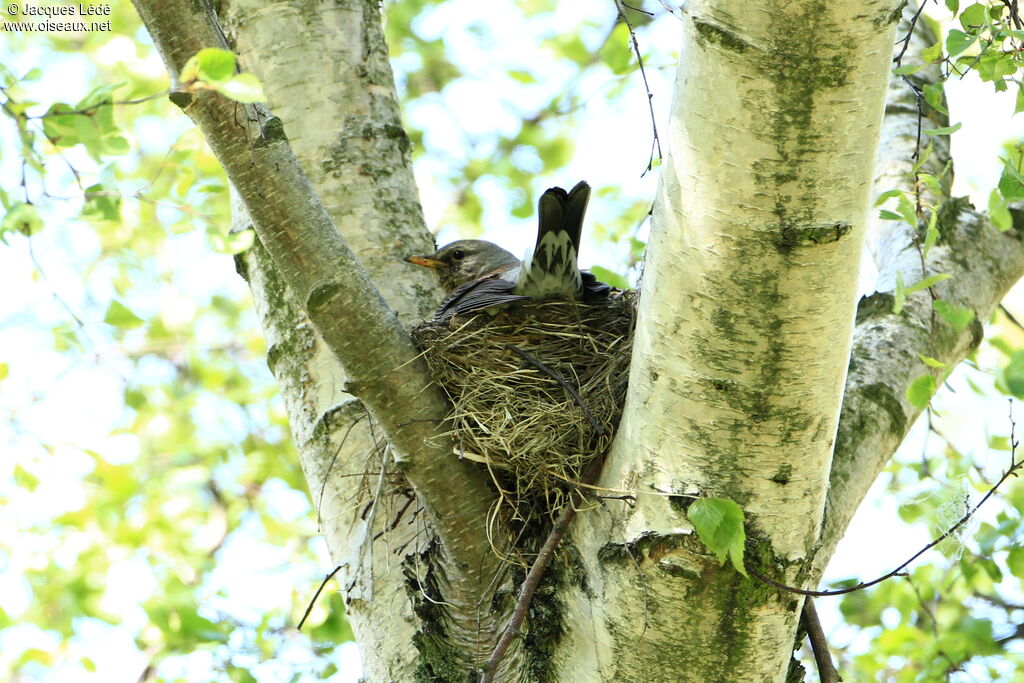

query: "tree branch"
left=130, top=0, right=502, bottom=592
left=816, top=4, right=1024, bottom=575
left=801, top=598, right=839, bottom=683
left=218, top=0, right=468, bottom=674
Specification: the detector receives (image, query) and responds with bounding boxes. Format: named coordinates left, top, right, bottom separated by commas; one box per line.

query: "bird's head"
left=405, top=239, right=519, bottom=293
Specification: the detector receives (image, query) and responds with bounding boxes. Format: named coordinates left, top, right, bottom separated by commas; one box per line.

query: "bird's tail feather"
left=516, top=181, right=590, bottom=298
left=536, top=180, right=589, bottom=256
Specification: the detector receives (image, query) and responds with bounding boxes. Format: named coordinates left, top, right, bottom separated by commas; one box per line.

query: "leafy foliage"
left=179, top=48, right=267, bottom=103
left=0, top=9, right=334, bottom=681
left=1, top=0, right=1024, bottom=681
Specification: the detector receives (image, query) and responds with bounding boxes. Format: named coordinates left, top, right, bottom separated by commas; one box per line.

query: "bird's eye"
left=451, top=249, right=466, bottom=260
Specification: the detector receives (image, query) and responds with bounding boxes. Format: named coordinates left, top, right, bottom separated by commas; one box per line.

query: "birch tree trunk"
left=130, top=0, right=1024, bottom=680
left=549, top=2, right=902, bottom=680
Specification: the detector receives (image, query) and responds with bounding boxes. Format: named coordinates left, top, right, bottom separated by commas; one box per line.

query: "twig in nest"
left=317, top=411, right=369, bottom=529
left=479, top=456, right=606, bottom=682
left=372, top=490, right=416, bottom=541
left=505, top=343, right=604, bottom=434
left=801, top=598, right=839, bottom=683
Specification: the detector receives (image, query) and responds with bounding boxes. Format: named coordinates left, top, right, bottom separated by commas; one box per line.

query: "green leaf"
left=41, top=104, right=84, bottom=146
left=15, top=648, right=52, bottom=667
left=933, top=300, right=975, bottom=332
left=76, top=82, right=123, bottom=112
left=589, top=265, right=629, bottom=290
left=893, top=271, right=906, bottom=315
left=1008, top=546, right=1024, bottom=579
left=13, top=464, right=39, bottom=491
left=959, top=3, right=989, bottom=30
left=179, top=55, right=201, bottom=83
left=945, top=0, right=959, bottom=12
left=907, top=374, right=938, bottom=408
left=905, top=272, right=951, bottom=296
left=918, top=173, right=942, bottom=194
left=990, top=204, right=1013, bottom=232
left=923, top=210, right=940, bottom=258
left=998, top=162, right=1024, bottom=201
left=917, top=353, right=947, bottom=370
left=507, top=70, right=536, bottom=84
left=196, top=48, right=236, bottom=82
left=599, top=22, right=633, bottom=75
left=0, top=362, right=8, bottom=380
left=923, top=83, right=948, bottom=115
left=544, top=34, right=591, bottom=66
left=989, top=188, right=1012, bottom=232
left=976, top=52, right=1017, bottom=84
left=101, top=135, right=130, bottom=156
left=896, top=194, right=918, bottom=226
left=1, top=202, right=44, bottom=239
left=83, top=184, right=121, bottom=221
left=1003, top=352, right=1024, bottom=398
left=893, top=63, right=924, bottom=75
left=945, top=30, right=975, bottom=58
left=214, top=74, right=266, bottom=103
left=879, top=209, right=903, bottom=221
left=228, top=666, right=258, bottom=683
left=309, top=593, right=355, bottom=643
left=923, top=122, right=961, bottom=136
left=1016, top=84, right=1024, bottom=114
left=124, top=387, right=146, bottom=410
left=913, top=141, right=935, bottom=174
left=874, top=189, right=904, bottom=206
left=687, top=497, right=747, bottom=576
left=921, top=41, right=943, bottom=64
left=103, top=300, right=144, bottom=329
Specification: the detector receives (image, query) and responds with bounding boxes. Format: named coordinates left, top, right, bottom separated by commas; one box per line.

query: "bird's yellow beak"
left=405, top=255, right=444, bottom=269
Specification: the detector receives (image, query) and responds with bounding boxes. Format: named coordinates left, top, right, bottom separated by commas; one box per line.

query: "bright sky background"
left=2, top=1, right=1024, bottom=681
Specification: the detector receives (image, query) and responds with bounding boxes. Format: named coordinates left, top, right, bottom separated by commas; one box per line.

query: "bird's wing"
left=434, top=270, right=613, bottom=321
left=434, top=275, right=529, bottom=321
left=580, top=270, right=612, bottom=299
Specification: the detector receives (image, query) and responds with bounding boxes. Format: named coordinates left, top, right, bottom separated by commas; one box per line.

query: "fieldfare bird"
left=406, top=181, right=610, bottom=319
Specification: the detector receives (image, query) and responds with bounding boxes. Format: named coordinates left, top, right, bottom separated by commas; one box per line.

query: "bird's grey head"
left=405, top=239, right=520, bottom=294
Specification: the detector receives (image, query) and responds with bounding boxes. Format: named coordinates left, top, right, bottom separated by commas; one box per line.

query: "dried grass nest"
left=411, top=291, right=637, bottom=520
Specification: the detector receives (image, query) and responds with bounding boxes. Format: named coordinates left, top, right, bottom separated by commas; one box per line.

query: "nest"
left=411, top=292, right=637, bottom=524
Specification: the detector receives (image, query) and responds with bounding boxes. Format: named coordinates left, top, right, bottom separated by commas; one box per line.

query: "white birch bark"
left=555, top=1, right=904, bottom=680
